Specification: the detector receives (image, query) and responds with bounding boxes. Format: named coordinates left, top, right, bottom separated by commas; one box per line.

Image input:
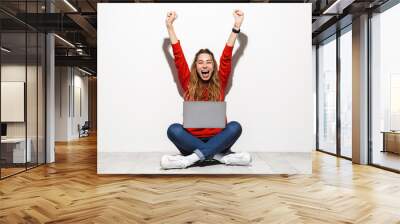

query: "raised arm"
left=166, top=11, right=178, bottom=44
left=226, top=10, right=244, bottom=47
left=166, top=11, right=190, bottom=92
left=219, top=10, right=244, bottom=89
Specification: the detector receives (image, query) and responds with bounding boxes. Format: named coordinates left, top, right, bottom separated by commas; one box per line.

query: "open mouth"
left=200, top=71, right=211, bottom=78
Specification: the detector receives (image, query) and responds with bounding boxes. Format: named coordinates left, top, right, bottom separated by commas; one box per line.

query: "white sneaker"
left=220, top=152, right=252, bottom=166
left=160, top=155, right=191, bottom=169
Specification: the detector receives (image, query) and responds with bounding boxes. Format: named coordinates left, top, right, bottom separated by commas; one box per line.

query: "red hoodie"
left=171, top=41, right=233, bottom=138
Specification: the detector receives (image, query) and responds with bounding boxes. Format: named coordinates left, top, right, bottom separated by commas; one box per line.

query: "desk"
left=1, top=138, right=31, bottom=163
left=381, top=131, right=400, bottom=154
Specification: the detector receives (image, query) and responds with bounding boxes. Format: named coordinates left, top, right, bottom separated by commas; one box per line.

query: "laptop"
left=183, top=101, right=226, bottom=128
left=1, top=123, right=7, bottom=140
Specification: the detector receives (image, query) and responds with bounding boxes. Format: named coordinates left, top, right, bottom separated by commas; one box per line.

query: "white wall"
left=98, top=3, right=313, bottom=153
left=55, top=67, right=89, bottom=141
left=72, top=73, right=89, bottom=138
left=55, top=67, right=69, bottom=141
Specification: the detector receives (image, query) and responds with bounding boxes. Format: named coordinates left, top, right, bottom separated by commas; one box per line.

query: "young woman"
left=161, top=10, right=251, bottom=169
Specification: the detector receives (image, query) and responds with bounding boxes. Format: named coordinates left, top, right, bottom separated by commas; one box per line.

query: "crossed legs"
left=161, top=121, right=251, bottom=169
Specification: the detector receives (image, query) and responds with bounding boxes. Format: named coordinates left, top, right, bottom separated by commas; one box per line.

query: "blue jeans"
left=167, top=121, right=242, bottom=160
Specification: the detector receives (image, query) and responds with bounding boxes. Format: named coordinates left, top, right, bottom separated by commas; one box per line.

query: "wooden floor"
left=373, top=151, right=400, bottom=171
left=0, top=167, right=26, bottom=178
left=1, top=135, right=400, bottom=223
left=1, top=163, right=43, bottom=178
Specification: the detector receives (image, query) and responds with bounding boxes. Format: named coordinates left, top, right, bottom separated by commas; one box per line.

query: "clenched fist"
left=166, top=11, right=177, bottom=28
left=233, top=10, right=244, bottom=29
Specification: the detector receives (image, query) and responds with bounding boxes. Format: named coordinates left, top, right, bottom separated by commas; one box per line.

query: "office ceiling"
left=0, top=0, right=391, bottom=75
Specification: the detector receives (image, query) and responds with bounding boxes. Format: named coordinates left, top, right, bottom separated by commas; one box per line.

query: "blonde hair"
left=185, top=49, right=221, bottom=101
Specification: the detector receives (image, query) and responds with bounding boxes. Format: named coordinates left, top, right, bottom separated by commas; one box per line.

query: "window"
left=339, top=28, right=352, bottom=158
left=318, top=36, right=337, bottom=154
left=371, top=3, right=400, bottom=171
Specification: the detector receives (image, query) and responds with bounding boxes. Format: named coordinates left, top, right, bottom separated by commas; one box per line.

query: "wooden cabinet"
left=382, top=132, right=400, bottom=154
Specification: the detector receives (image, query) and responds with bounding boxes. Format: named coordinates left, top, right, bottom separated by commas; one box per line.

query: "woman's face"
left=196, top=53, right=214, bottom=81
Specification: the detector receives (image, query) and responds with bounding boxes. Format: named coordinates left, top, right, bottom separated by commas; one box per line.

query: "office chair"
left=79, top=121, right=90, bottom=138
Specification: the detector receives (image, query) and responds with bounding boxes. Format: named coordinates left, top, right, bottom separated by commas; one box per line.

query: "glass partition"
left=38, top=32, right=45, bottom=165
left=317, top=36, right=337, bottom=154
left=0, top=1, right=46, bottom=179
left=0, top=31, right=28, bottom=177
left=371, top=3, right=400, bottom=171
left=339, top=28, right=352, bottom=158
left=27, top=30, right=38, bottom=169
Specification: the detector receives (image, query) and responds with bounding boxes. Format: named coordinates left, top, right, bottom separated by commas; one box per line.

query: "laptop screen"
left=183, top=101, right=226, bottom=128
left=1, top=123, right=7, bottom=137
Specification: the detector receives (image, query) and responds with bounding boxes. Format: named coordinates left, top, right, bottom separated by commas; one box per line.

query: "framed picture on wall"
left=1, top=81, right=25, bottom=122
